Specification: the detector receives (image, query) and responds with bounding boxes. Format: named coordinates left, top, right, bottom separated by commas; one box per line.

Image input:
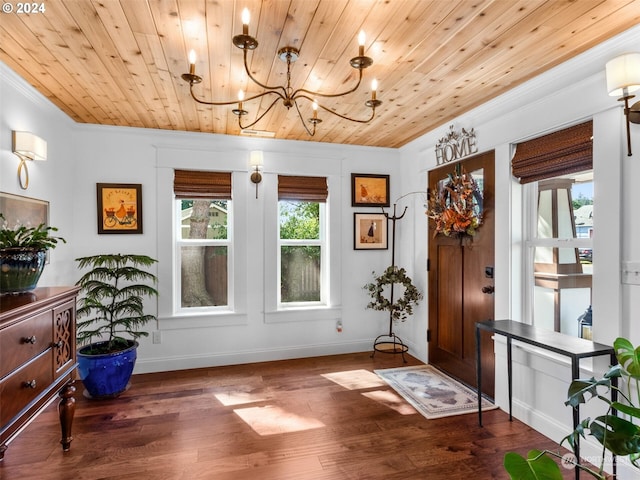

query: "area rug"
left=374, top=364, right=498, bottom=419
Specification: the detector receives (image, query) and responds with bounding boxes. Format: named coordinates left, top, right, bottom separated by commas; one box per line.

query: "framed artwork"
left=0, top=192, right=49, bottom=229
left=97, top=183, right=143, bottom=234
left=351, top=173, right=390, bottom=207
left=354, top=212, right=388, bottom=250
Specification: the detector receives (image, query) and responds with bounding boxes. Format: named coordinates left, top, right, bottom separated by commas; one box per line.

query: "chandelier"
left=181, top=8, right=382, bottom=136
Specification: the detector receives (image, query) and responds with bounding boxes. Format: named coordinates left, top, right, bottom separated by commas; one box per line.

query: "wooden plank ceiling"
left=1, top=0, right=639, bottom=148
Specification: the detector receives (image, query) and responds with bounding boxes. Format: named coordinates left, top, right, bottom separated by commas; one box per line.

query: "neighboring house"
left=574, top=204, right=593, bottom=238
left=181, top=202, right=228, bottom=239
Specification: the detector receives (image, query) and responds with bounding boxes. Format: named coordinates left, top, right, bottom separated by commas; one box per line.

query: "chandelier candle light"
left=182, top=8, right=382, bottom=136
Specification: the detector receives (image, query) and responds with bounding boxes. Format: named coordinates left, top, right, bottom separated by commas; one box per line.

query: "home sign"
left=435, top=125, right=478, bottom=165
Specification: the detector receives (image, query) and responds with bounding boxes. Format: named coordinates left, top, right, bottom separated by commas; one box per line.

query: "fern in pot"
left=0, top=212, right=65, bottom=293
left=75, top=254, right=157, bottom=398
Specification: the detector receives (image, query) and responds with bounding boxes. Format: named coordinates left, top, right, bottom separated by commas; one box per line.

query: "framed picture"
left=354, top=212, right=388, bottom=250
left=0, top=192, right=49, bottom=229
left=351, top=173, right=390, bottom=207
left=97, top=183, right=143, bottom=234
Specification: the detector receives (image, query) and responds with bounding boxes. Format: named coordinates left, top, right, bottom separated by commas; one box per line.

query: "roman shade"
left=174, top=170, right=232, bottom=199
left=511, top=121, right=593, bottom=184
left=278, top=175, right=328, bottom=202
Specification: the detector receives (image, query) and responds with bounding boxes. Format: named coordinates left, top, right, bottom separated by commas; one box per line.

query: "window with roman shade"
left=174, top=170, right=233, bottom=311
left=515, top=122, right=594, bottom=338
left=277, top=175, right=328, bottom=305
left=174, top=170, right=232, bottom=199
left=277, top=175, right=328, bottom=202
left=511, top=121, right=592, bottom=184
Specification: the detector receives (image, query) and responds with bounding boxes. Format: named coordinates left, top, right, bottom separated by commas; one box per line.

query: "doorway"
left=427, top=151, right=495, bottom=398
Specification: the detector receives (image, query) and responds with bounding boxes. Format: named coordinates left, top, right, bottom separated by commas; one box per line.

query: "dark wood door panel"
left=428, top=151, right=495, bottom=398
left=436, top=245, right=463, bottom=357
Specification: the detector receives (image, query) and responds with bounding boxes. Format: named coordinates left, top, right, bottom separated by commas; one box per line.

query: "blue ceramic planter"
left=77, top=341, right=138, bottom=398
left=0, top=248, right=46, bottom=294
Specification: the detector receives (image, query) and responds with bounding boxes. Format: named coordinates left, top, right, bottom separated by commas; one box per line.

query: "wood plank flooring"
left=0, top=352, right=574, bottom=479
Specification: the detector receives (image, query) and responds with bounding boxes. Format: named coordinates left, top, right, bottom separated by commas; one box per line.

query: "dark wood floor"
left=1, top=352, right=573, bottom=479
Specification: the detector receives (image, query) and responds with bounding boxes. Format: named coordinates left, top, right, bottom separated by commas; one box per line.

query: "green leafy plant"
left=363, top=265, right=423, bottom=322
left=504, top=337, right=640, bottom=479
left=0, top=213, right=66, bottom=250
left=76, top=254, right=158, bottom=355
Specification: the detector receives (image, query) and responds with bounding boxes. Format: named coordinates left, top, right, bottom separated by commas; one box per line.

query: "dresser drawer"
left=0, top=351, right=53, bottom=426
left=0, top=310, right=53, bottom=378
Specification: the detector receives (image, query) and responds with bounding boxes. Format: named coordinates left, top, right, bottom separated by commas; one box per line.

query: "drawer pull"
left=23, top=335, right=37, bottom=344
left=23, top=380, right=37, bottom=389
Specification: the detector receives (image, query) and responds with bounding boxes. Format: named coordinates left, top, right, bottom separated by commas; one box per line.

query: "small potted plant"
left=504, top=337, right=640, bottom=479
left=0, top=213, right=66, bottom=294
left=75, top=253, right=158, bottom=398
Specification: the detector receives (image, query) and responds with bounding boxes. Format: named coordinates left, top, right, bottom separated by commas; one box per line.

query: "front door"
left=428, top=151, right=495, bottom=398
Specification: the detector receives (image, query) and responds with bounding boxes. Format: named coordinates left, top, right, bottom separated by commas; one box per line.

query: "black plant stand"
left=372, top=333, right=409, bottom=362
left=371, top=202, right=409, bottom=363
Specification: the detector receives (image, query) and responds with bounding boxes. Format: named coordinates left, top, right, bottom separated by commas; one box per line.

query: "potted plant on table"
left=75, top=254, right=158, bottom=398
left=0, top=213, right=66, bottom=294
left=504, top=337, right=640, bottom=479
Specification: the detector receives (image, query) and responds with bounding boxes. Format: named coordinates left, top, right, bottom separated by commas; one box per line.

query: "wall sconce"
left=605, top=53, right=640, bottom=156
left=249, top=150, right=263, bottom=198
left=12, top=131, right=47, bottom=189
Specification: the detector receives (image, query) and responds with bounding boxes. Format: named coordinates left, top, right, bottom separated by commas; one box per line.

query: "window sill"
left=158, top=311, right=248, bottom=330
left=264, top=306, right=342, bottom=324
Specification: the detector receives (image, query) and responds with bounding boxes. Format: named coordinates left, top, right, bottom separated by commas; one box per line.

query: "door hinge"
left=427, top=329, right=431, bottom=342
left=426, top=258, right=430, bottom=271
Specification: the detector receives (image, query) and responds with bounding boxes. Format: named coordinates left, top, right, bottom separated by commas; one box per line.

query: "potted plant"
left=75, top=254, right=158, bottom=398
left=0, top=213, right=66, bottom=293
left=504, top=337, right=640, bottom=479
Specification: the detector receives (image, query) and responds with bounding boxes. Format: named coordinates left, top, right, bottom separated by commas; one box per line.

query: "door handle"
left=481, top=285, right=494, bottom=295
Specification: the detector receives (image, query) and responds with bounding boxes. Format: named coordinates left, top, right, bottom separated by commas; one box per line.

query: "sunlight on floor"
left=362, top=390, right=417, bottom=415
left=234, top=405, right=326, bottom=435
left=321, top=369, right=387, bottom=390
left=214, top=390, right=269, bottom=406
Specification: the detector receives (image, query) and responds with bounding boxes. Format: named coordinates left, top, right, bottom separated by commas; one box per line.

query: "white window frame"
left=522, top=175, right=593, bottom=334
left=174, top=198, right=234, bottom=315
left=277, top=201, right=327, bottom=308
left=263, top=173, right=341, bottom=324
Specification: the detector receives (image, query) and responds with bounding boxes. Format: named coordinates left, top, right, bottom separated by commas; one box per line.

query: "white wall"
left=399, top=24, right=640, bottom=479
left=1, top=62, right=416, bottom=374
left=3, top=22, right=640, bottom=477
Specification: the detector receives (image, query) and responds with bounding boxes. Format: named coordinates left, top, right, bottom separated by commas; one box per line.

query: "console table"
left=0, top=286, right=80, bottom=461
left=475, top=320, right=616, bottom=479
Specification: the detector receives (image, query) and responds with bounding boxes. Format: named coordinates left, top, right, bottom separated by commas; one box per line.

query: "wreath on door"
left=426, top=167, right=483, bottom=238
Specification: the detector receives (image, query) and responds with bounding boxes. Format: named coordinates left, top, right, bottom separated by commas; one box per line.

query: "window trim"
left=174, top=198, right=234, bottom=315
left=522, top=176, right=593, bottom=334
left=277, top=201, right=327, bottom=308
left=263, top=173, right=341, bottom=323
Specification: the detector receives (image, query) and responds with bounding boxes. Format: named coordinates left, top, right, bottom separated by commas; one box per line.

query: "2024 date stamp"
left=2, top=2, right=46, bottom=14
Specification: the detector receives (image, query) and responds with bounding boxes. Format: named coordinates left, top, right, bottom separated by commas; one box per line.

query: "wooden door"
left=428, top=151, right=495, bottom=398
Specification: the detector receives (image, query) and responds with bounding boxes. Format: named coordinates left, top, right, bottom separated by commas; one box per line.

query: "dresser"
left=0, top=286, right=80, bottom=460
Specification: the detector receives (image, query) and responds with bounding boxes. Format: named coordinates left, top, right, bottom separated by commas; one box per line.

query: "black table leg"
left=507, top=337, right=512, bottom=421
left=476, top=324, right=482, bottom=427
left=571, top=358, right=580, bottom=480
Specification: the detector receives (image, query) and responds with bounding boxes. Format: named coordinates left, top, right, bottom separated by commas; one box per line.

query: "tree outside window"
left=279, top=201, right=324, bottom=304
left=178, top=199, right=230, bottom=308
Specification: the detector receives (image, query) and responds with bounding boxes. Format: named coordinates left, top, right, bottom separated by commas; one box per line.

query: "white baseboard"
left=133, top=340, right=375, bottom=374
